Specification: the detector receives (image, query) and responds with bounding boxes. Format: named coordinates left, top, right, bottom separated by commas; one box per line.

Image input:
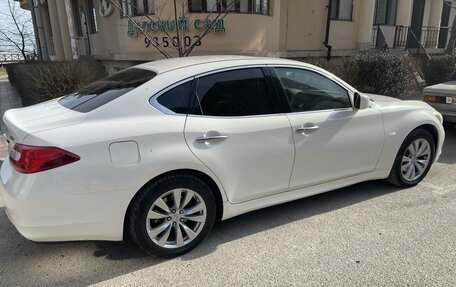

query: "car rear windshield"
left=58, top=68, right=157, bottom=113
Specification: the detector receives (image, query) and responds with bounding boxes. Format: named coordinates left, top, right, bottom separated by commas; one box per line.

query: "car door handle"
left=296, top=125, right=320, bottom=134
left=196, top=135, right=228, bottom=143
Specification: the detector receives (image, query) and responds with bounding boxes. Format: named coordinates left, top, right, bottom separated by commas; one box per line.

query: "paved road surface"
left=0, top=126, right=455, bottom=286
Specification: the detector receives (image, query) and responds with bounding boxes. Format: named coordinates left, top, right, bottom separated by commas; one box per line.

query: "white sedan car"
left=0, top=56, right=445, bottom=256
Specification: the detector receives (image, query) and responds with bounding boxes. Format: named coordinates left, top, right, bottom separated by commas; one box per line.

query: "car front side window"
left=274, top=67, right=351, bottom=113
left=194, top=68, right=277, bottom=117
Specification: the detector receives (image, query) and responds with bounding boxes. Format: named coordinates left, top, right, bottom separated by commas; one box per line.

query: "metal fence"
left=391, top=25, right=452, bottom=49
left=0, top=54, right=28, bottom=64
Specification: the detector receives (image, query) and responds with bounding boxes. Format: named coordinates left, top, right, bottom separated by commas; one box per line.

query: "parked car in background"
left=1, top=56, right=445, bottom=257
left=423, top=81, right=456, bottom=123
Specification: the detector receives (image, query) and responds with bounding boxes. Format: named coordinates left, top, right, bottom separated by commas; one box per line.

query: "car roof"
left=134, top=55, right=310, bottom=74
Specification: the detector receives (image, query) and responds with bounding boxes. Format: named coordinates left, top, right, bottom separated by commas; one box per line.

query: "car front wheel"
left=127, top=173, right=216, bottom=257
left=387, top=128, right=435, bottom=188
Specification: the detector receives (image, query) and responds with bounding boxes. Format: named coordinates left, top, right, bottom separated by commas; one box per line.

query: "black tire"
left=127, top=173, right=216, bottom=257
left=387, top=129, right=435, bottom=188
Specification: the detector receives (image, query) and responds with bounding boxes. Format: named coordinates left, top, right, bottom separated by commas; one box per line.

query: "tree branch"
left=183, top=0, right=239, bottom=56
left=110, top=0, right=172, bottom=58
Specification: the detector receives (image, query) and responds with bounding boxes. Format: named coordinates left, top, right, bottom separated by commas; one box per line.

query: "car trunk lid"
left=3, top=99, right=87, bottom=145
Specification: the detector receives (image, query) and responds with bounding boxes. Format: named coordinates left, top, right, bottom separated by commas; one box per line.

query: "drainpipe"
left=29, top=0, right=42, bottom=61
left=324, top=0, right=333, bottom=60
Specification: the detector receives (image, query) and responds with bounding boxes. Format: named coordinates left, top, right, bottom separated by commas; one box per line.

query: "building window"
left=72, top=1, right=83, bottom=37
left=188, top=0, right=269, bottom=15
left=330, top=0, right=353, bottom=21
left=374, top=0, right=397, bottom=25
left=120, top=0, right=154, bottom=17
left=87, top=0, right=98, bottom=33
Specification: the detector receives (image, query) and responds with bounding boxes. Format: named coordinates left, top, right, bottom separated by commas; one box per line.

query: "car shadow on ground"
left=97, top=180, right=401, bottom=259
left=181, top=180, right=402, bottom=260
left=0, top=126, right=453, bottom=286
left=0, top=180, right=401, bottom=286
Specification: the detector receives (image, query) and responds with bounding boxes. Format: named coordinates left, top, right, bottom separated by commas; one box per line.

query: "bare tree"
left=110, top=0, right=238, bottom=58
left=0, top=0, right=36, bottom=61
left=445, top=0, right=456, bottom=54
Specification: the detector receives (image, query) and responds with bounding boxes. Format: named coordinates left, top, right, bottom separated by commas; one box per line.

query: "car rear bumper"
left=0, top=160, right=128, bottom=242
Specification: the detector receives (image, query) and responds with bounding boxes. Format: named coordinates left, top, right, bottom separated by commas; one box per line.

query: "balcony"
left=373, top=25, right=452, bottom=52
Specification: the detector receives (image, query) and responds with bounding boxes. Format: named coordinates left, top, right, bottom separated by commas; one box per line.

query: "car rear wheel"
left=127, top=173, right=216, bottom=257
left=387, top=129, right=435, bottom=188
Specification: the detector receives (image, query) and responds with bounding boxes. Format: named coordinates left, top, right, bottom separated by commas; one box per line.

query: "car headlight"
left=434, top=111, right=443, bottom=124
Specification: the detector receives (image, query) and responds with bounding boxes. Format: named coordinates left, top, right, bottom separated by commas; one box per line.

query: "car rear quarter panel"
left=16, top=112, right=227, bottom=241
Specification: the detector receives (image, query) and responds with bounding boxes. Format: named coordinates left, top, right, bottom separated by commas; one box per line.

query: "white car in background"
left=0, top=56, right=445, bottom=257
left=423, top=81, right=456, bottom=123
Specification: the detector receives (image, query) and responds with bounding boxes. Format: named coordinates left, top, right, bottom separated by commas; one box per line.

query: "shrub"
left=6, top=61, right=106, bottom=106
left=298, top=57, right=346, bottom=78
left=422, top=54, right=456, bottom=86
left=343, top=51, right=406, bottom=98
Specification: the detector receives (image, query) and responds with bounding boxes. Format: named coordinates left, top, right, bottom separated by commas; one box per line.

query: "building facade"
left=20, top=0, right=456, bottom=71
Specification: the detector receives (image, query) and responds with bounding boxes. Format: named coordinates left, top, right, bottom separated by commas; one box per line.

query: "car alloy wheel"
left=401, top=139, right=431, bottom=182
left=146, top=189, right=207, bottom=249
left=388, top=128, right=435, bottom=188
left=128, top=173, right=216, bottom=257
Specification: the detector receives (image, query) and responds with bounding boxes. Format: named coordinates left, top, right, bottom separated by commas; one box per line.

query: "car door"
left=271, top=66, right=384, bottom=189
left=184, top=67, right=295, bottom=204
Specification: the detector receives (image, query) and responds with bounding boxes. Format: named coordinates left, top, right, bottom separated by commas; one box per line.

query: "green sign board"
left=127, top=17, right=226, bottom=37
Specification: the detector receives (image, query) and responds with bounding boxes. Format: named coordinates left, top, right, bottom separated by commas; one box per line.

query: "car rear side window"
left=58, top=68, right=156, bottom=113
left=194, top=68, right=276, bottom=117
left=275, top=67, right=350, bottom=113
left=156, top=81, right=193, bottom=114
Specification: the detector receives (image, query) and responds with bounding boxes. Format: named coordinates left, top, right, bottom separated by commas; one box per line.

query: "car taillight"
left=423, top=95, right=446, bottom=104
left=10, top=144, right=80, bottom=174
left=423, top=95, right=437, bottom=103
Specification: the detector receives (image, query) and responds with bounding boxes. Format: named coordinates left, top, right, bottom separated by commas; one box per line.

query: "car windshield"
left=58, top=68, right=157, bottom=113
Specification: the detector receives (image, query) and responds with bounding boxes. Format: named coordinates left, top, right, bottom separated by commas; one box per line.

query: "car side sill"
left=221, top=169, right=389, bottom=221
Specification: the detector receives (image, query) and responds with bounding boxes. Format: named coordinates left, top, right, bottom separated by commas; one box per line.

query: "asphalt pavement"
left=0, top=125, right=455, bottom=287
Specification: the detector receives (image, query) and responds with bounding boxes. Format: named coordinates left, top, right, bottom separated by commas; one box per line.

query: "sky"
left=0, top=0, right=36, bottom=55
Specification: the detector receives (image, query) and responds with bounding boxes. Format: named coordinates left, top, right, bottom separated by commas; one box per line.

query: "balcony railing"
left=0, top=54, right=24, bottom=63
left=422, top=26, right=440, bottom=47
left=390, top=25, right=452, bottom=50
left=372, top=25, right=379, bottom=48
left=393, top=26, right=409, bottom=48
left=74, top=37, right=88, bottom=56
left=372, top=25, right=388, bottom=51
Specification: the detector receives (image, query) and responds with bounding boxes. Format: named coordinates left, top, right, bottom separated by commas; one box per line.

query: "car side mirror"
left=354, top=92, right=370, bottom=110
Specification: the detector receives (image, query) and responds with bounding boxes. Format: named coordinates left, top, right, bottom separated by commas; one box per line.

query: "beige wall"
left=396, top=0, right=413, bottom=26
left=33, top=0, right=456, bottom=65
left=285, top=0, right=327, bottom=51
left=428, top=0, right=444, bottom=27
left=90, top=0, right=283, bottom=61
left=88, top=0, right=378, bottom=61
left=88, top=0, right=121, bottom=59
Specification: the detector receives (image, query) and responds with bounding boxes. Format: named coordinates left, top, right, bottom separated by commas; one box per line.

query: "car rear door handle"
left=296, top=125, right=319, bottom=135
left=196, top=135, right=228, bottom=143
